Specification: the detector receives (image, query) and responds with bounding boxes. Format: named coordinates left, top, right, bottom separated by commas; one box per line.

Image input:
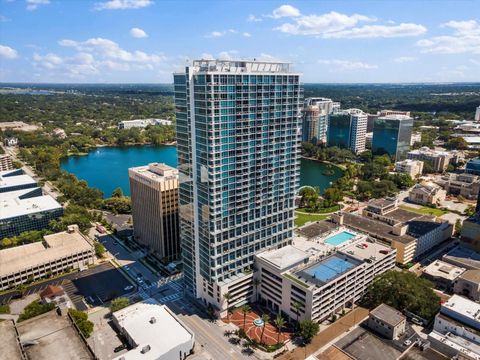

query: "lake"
left=60, top=146, right=343, bottom=197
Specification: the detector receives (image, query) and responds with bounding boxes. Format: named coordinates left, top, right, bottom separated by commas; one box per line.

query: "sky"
left=0, top=0, right=479, bottom=83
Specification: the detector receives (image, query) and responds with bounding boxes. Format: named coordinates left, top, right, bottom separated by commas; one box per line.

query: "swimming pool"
left=324, top=231, right=356, bottom=246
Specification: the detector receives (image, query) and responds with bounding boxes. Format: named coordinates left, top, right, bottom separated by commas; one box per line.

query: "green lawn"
left=295, top=211, right=328, bottom=227
left=399, top=205, right=447, bottom=217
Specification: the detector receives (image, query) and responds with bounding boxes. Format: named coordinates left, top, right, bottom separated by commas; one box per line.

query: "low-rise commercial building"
left=118, top=118, right=172, bottom=129
left=437, top=173, right=480, bottom=200
left=0, top=154, right=13, bottom=171
left=466, top=158, right=480, bottom=176
left=129, top=163, right=180, bottom=261
left=407, top=147, right=453, bottom=173
left=0, top=225, right=94, bottom=291
left=422, top=259, right=465, bottom=290
left=454, top=270, right=480, bottom=301
left=255, top=239, right=396, bottom=323
left=367, top=303, right=406, bottom=340
left=408, top=183, right=446, bottom=206
left=429, top=295, right=480, bottom=360
left=0, top=169, right=37, bottom=193
left=443, top=244, right=480, bottom=270
left=394, top=159, right=424, bottom=178
left=112, top=299, right=194, bottom=360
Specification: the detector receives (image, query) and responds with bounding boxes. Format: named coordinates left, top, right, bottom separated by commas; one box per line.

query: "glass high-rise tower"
left=174, top=60, right=302, bottom=313
left=327, top=109, right=367, bottom=154
left=372, top=114, right=413, bottom=160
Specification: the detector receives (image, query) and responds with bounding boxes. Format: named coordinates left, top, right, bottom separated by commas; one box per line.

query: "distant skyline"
left=0, top=0, right=479, bottom=83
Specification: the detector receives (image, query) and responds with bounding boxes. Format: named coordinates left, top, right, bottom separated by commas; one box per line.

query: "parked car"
left=404, top=339, right=412, bottom=346
left=124, top=285, right=134, bottom=291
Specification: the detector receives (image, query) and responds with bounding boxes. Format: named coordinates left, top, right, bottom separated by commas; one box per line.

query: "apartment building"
left=174, top=59, right=302, bottom=314
left=0, top=225, right=94, bottom=291
left=394, top=159, right=424, bottom=178
left=255, top=239, right=396, bottom=323
left=407, top=147, right=453, bottom=173
left=408, top=183, right=446, bottom=206
left=302, top=97, right=333, bottom=144
left=129, top=163, right=180, bottom=261
left=327, top=108, right=368, bottom=154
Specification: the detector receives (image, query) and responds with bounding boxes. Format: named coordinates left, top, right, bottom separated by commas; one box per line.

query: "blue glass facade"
left=372, top=116, right=413, bottom=160
left=174, top=61, right=302, bottom=297
left=327, top=113, right=352, bottom=148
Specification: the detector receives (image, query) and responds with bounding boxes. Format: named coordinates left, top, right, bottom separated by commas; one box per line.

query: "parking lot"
left=63, top=262, right=135, bottom=310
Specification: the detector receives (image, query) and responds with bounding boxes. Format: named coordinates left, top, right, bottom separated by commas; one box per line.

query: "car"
left=125, top=265, right=130, bottom=271
left=124, top=285, right=134, bottom=291
left=411, top=317, right=423, bottom=325
left=404, top=339, right=412, bottom=346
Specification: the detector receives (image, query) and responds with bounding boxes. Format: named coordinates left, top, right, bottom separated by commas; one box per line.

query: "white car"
left=404, top=339, right=412, bottom=346
left=124, top=285, right=134, bottom=291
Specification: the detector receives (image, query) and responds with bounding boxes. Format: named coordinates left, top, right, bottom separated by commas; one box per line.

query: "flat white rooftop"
left=129, top=163, right=178, bottom=183
left=256, top=245, right=309, bottom=271
left=0, top=194, right=62, bottom=220
left=423, top=260, right=465, bottom=281
left=442, top=294, right=480, bottom=324
left=0, top=228, right=93, bottom=277
left=0, top=173, right=36, bottom=190
left=340, top=239, right=395, bottom=262
left=113, top=299, right=193, bottom=360
left=1, top=187, right=42, bottom=200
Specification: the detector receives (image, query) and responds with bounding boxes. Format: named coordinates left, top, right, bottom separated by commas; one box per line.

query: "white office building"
left=394, top=159, right=424, bottom=178
left=118, top=118, right=172, bottom=129
left=112, top=299, right=194, bottom=360
left=475, top=105, right=480, bottom=122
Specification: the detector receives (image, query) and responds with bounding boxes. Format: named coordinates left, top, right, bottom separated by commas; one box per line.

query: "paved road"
left=97, top=233, right=159, bottom=286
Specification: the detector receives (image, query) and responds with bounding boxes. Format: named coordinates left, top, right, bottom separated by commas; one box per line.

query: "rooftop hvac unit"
left=141, top=345, right=151, bottom=354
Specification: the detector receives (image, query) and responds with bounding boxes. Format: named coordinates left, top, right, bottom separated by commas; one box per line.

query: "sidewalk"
left=278, top=307, right=369, bottom=360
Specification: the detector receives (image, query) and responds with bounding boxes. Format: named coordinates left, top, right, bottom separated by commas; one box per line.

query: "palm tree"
left=223, top=292, right=233, bottom=320
left=292, top=302, right=302, bottom=328
left=274, top=314, right=286, bottom=344
left=253, top=278, right=261, bottom=302
left=240, top=304, right=251, bottom=330
left=260, top=314, right=270, bottom=344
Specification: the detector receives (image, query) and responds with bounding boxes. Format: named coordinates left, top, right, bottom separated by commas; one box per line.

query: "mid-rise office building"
left=255, top=239, right=396, bottom=322
left=129, top=163, right=180, bottom=262
left=0, top=154, right=13, bottom=172
left=327, top=109, right=368, bottom=154
left=302, top=97, right=333, bottom=144
left=476, top=105, right=480, bottom=122
left=174, top=59, right=302, bottom=314
left=0, top=225, right=94, bottom=291
left=0, top=168, right=37, bottom=193
left=394, top=159, right=424, bottom=178
left=372, top=114, right=413, bottom=160
left=407, top=147, right=453, bottom=173
left=436, top=173, right=480, bottom=200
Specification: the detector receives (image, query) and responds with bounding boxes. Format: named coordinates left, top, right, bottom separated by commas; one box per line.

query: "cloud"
left=26, top=0, right=50, bottom=11
left=59, top=37, right=165, bottom=63
left=416, top=19, right=480, bottom=54
left=324, top=23, right=426, bottom=39
left=270, top=5, right=301, bottom=19
left=243, top=32, right=251, bottom=37
left=204, top=29, right=238, bottom=38
left=130, top=27, right=148, bottom=38
left=394, top=56, right=417, bottom=63
left=0, top=14, right=10, bottom=22
left=0, top=45, right=18, bottom=59
left=318, top=59, right=378, bottom=70
left=470, top=59, right=480, bottom=66
left=247, top=14, right=262, bottom=22
left=273, top=8, right=426, bottom=39
left=94, top=0, right=153, bottom=11
left=32, top=52, right=99, bottom=78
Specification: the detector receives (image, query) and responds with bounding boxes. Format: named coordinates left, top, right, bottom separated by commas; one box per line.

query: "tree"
left=240, top=304, right=251, bottom=330
left=111, top=187, right=124, bottom=198
left=110, top=297, right=130, bottom=312
left=260, top=314, right=270, bottom=344
left=94, top=242, right=106, bottom=258
left=361, top=270, right=440, bottom=321
left=446, top=137, right=468, bottom=150
left=18, top=301, right=55, bottom=322
left=292, top=301, right=303, bottom=327
left=455, top=219, right=463, bottom=235
left=274, top=314, right=286, bottom=344
left=69, top=308, right=94, bottom=338
left=223, top=292, right=233, bottom=320
left=299, top=320, right=319, bottom=343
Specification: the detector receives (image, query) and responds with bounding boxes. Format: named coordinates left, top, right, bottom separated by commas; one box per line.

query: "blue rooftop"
left=297, top=255, right=360, bottom=285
